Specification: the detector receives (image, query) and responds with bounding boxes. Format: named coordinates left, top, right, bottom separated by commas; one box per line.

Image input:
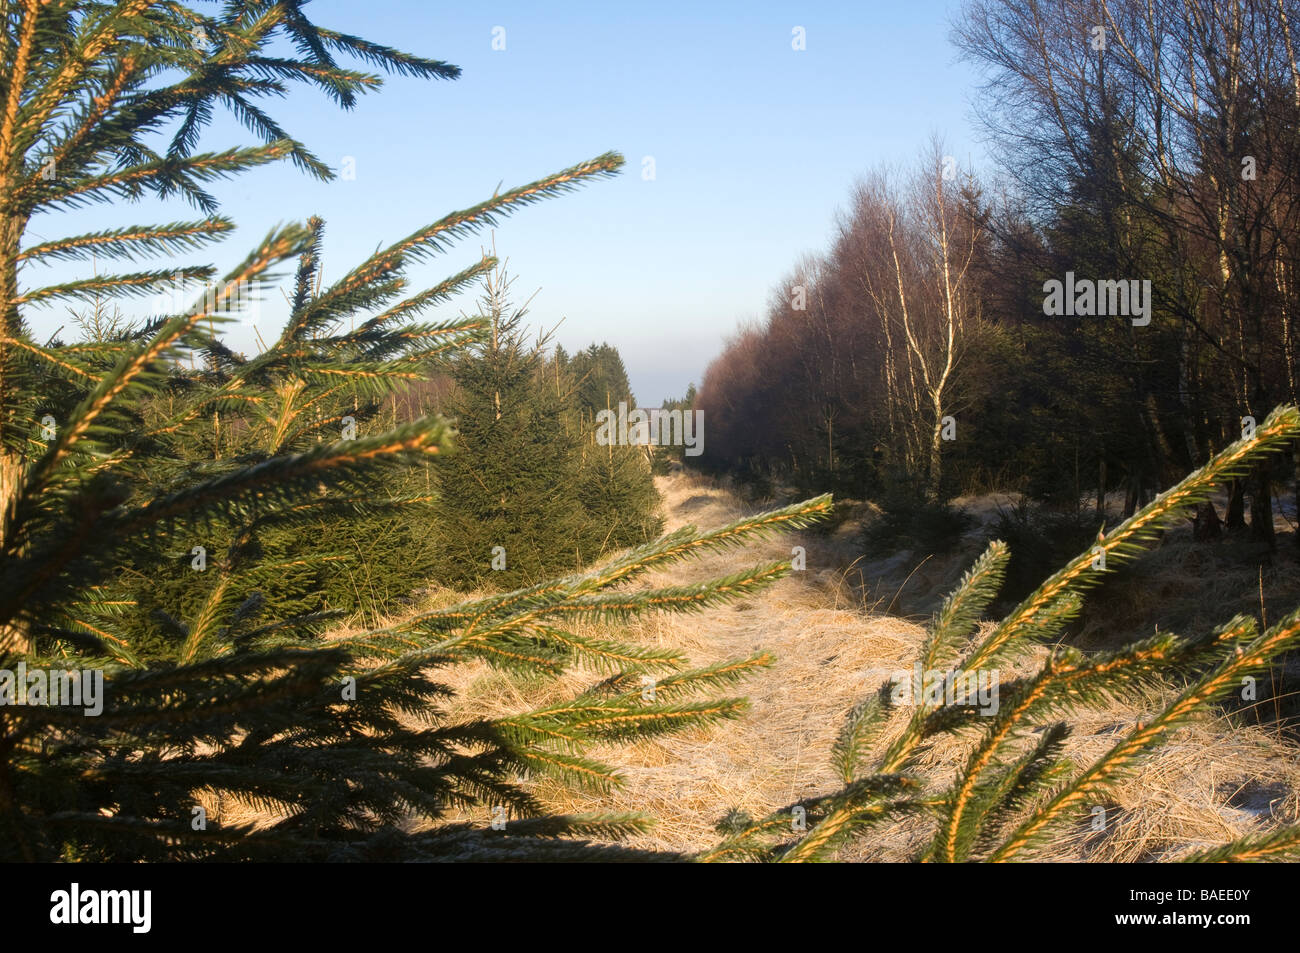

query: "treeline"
left=696, top=0, right=1300, bottom=545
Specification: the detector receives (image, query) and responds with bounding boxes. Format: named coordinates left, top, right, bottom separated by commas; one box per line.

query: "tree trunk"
left=1096, top=455, right=1106, bottom=518
left=1294, top=443, right=1300, bottom=551
left=1178, top=329, right=1200, bottom=470
left=0, top=211, right=24, bottom=520
left=1226, top=478, right=1247, bottom=529
left=0, top=210, right=26, bottom=649
left=1123, top=469, right=1141, bottom=518
left=1250, top=466, right=1275, bottom=547
left=927, top=404, right=943, bottom=502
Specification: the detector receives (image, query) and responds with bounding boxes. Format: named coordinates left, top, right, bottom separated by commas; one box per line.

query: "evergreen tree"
left=650, top=383, right=697, bottom=474
left=568, top=342, right=663, bottom=547
left=0, top=0, right=835, bottom=862
left=430, top=265, right=596, bottom=589
left=430, top=272, right=665, bottom=589
left=577, top=412, right=664, bottom=550
left=569, top=342, right=634, bottom=417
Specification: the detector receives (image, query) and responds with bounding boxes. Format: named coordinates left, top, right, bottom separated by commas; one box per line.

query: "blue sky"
left=25, top=0, right=987, bottom=402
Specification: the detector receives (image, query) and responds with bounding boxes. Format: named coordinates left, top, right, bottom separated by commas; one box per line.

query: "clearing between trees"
left=424, top=474, right=1300, bottom=860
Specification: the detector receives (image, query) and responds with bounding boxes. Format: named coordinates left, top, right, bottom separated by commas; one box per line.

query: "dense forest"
left=695, top=0, right=1300, bottom=551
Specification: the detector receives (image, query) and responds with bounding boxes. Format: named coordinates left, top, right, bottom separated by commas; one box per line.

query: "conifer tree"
left=569, top=342, right=663, bottom=549
left=429, top=264, right=595, bottom=589
left=576, top=421, right=663, bottom=551
left=429, top=272, right=664, bottom=589
left=0, top=0, right=835, bottom=861
left=569, top=342, right=634, bottom=417
left=651, top=383, right=697, bottom=474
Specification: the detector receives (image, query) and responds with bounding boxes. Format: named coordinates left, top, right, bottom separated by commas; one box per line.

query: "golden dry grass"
left=428, top=475, right=1300, bottom=860
left=210, top=473, right=1300, bottom=860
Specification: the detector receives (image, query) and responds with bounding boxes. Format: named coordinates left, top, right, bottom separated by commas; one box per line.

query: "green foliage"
left=428, top=271, right=662, bottom=590
left=565, top=342, right=634, bottom=418
left=430, top=278, right=588, bottom=589
left=863, top=492, right=974, bottom=556
left=650, top=383, right=697, bottom=474
left=565, top=342, right=663, bottom=536
left=577, top=433, right=663, bottom=552
left=0, top=0, right=833, bottom=862
left=703, top=407, right=1300, bottom=862
left=988, top=502, right=1099, bottom=610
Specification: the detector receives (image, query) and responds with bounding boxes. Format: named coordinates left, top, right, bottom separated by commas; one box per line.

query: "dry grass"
left=433, top=474, right=1300, bottom=860
left=208, top=473, right=1300, bottom=860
